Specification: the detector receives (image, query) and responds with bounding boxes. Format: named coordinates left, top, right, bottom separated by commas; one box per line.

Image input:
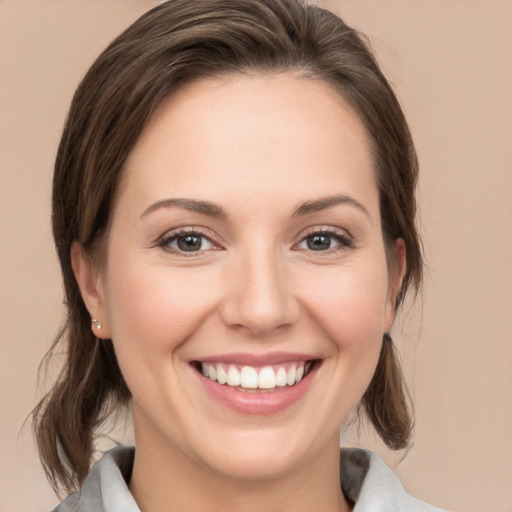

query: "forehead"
left=119, top=73, right=378, bottom=219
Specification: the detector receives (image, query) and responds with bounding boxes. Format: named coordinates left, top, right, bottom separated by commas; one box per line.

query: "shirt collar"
left=55, top=444, right=446, bottom=512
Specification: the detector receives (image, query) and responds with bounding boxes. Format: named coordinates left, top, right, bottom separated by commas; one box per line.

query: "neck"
left=129, top=415, right=350, bottom=512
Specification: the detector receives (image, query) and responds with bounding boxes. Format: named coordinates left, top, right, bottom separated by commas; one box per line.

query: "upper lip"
left=190, top=352, right=316, bottom=366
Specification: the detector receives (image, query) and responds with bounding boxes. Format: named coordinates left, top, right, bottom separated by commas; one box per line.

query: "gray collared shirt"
left=53, top=445, right=449, bottom=511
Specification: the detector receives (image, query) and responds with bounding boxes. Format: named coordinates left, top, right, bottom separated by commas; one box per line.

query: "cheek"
left=288, top=261, right=389, bottom=432
left=298, top=260, right=390, bottom=350
left=103, top=256, right=219, bottom=358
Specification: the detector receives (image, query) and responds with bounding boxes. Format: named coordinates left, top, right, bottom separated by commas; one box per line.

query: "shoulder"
left=51, top=445, right=138, bottom=512
left=53, top=445, right=450, bottom=512
left=52, top=493, right=79, bottom=512
left=340, top=448, right=451, bottom=512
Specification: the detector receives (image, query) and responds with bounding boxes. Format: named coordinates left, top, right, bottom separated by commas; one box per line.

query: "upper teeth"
left=201, top=362, right=310, bottom=390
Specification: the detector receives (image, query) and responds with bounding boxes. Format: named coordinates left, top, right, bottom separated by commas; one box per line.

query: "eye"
left=159, top=229, right=217, bottom=253
left=295, top=230, right=353, bottom=252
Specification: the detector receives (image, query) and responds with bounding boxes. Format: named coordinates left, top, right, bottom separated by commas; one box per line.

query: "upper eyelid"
left=293, top=226, right=355, bottom=250
left=155, top=225, right=353, bottom=248
left=296, top=225, right=353, bottom=240
left=159, top=226, right=218, bottom=242
left=157, top=227, right=223, bottom=251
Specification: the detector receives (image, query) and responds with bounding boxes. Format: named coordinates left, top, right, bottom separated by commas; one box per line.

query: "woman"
left=32, top=0, right=448, bottom=510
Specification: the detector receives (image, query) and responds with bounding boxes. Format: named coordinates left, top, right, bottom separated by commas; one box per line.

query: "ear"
left=384, top=238, right=406, bottom=332
left=71, top=241, right=112, bottom=338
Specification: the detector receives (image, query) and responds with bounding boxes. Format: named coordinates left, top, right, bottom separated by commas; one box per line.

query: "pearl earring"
left=91, top=318, right=102, bottom=330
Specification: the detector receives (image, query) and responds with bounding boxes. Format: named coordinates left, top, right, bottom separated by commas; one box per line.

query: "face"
left=75, top=74, right=403, bottom=481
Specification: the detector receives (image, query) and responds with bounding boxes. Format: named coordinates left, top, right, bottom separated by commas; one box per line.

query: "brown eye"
left=306, top=234, right=332, bottom=251
left=160, top=231, right=215, bottom=253
left=295, top=230, right=353, bottom=252
left=177, top=234, right=203, bottom=251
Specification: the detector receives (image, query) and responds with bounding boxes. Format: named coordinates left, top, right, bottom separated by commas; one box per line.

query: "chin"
left=203, top=443, right=306, bottom=481
left=187, top=422, right=332, bottom=482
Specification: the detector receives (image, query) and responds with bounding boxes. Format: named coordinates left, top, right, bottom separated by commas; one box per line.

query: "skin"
left=73, top=73, right=405, bottom=512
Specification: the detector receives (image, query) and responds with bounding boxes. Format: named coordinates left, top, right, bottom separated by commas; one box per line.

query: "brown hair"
left=33, top=0, right=422, bottom=494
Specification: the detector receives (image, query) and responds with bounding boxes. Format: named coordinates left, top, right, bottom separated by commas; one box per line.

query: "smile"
left=198, top=361, right=314, bottom=391
left=191, top=353, right=320, bottom=414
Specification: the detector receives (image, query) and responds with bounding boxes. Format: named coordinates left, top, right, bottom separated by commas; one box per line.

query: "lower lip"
left=195, top=365, right=317, bottom=415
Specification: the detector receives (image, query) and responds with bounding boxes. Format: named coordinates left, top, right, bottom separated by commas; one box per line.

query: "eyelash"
left=293, top=228, right=354, bottom=254
left=158, top=228, right=220, bottom=256
left=157, top=227, right=354, bottom=256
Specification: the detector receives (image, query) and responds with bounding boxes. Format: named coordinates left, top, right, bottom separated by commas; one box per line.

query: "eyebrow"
left=292, top=194, right=370, bottom=218
left=140, top=198, right=227, bottom=219
left=140, top=194, right=369, bottom=220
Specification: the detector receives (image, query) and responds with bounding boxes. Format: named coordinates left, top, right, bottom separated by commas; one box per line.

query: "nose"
left=219, top=248, right=300, bottom=337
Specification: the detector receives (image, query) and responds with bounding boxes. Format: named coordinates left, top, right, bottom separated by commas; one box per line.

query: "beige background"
left=1, top=1, right=511, bottom=511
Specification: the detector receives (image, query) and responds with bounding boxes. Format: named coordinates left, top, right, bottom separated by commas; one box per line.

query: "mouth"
left=191, top=360, right=318, bottom=393
left=189, top=352, right=321, bottom=414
